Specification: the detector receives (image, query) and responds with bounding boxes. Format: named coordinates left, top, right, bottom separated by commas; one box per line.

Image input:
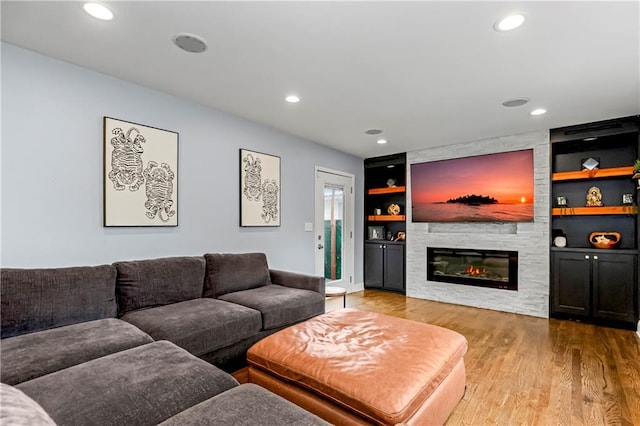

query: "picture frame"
left=240, top=149, right=281, bottom=227
left=368, top=225, right=385, bottom=240
left=103, top=117, right=178, bottom=227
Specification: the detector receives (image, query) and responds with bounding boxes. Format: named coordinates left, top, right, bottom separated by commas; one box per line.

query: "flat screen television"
left=411, top=149, right=534, bottom=223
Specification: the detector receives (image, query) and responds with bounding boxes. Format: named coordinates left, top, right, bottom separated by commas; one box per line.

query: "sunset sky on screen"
left=411, top=149, right=534, bottom=205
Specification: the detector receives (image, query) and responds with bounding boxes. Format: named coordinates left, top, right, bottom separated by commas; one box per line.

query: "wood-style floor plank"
left=326, top=290, right=640, bottom=426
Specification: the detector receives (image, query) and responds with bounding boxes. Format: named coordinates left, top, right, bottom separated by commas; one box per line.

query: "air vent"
left=565, top=123, right=622, bottom=135
left=173, top=33, right=207, bottom=53
left=502, top=98, right=529, bottom=107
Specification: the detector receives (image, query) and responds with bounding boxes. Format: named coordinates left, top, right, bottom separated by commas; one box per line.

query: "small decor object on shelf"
left=386, top=178, right=397, bottom=187
left=589, top=231, right=621, bottom=249
left=556, top=196, right=567, bottom=206
left=633, top=159, right=640, bottom=188
left=368, top=226, right=385, bottom=240
left=585, top=186, right=603, bottom=206
left=394, top=231, right=406, bottom=242
left=374, top=208, right=382, bottom=216
left=553, top=235, right=567, bottom=247
left=622, top=193, right=634, bottom=205
left=387, top=203, right=401, bottom=215
left=582, top=157, right=600, bottom=171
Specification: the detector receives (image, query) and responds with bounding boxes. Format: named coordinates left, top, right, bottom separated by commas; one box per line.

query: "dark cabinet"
left=550, top=116, right=639, bottom=329
left=592, top=252, right=636, bottom=322
left=364, top=153, right=406, bottom=293
left=552, top=250, right=637, bottom=324
left=552, top=251, right=591, bottom=317
left=365, top=241, right=405, bottom=292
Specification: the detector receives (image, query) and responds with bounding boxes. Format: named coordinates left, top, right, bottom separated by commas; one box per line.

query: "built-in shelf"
left=551, top=206, right=638, bottom=216
left=367, top=215, right=406, bottom=221
left=552, top=166, right=634, bottom=181
left=367, top=186, right=406, bottom=195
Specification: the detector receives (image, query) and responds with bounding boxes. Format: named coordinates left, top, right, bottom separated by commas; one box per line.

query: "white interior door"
left=314, top=167, right=354, bottom=291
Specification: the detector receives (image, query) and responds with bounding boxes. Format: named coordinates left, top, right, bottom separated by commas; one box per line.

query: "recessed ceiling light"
left=530, top=108, right=547, bottom=116
left=377, top=139, right=387, bottom=144
left=83, top=3, right=113, bottom=20
left=285, top=95, right=300, bottom=103
left=583, top=137, right=598, bottom=142
left=365, top=129, right=383, bottom=135
left=502, top=98, right=529, bottom=107
left=173, top=33, right=208, bottom=53
left=494, top=14, right=525, bottom=32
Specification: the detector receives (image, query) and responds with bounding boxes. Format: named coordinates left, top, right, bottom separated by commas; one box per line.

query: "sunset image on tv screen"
left=410, top=149, right=534, bottom=223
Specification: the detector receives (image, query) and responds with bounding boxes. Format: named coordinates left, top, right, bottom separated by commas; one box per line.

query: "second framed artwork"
left=240, top=149, right=281, bottom=226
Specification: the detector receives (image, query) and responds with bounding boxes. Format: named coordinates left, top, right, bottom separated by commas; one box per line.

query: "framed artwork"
left=368, top=225, right=385, bottom=240
left=240, top=149, right=281, bottom=227
left=103, top=117, right=178, bottom=227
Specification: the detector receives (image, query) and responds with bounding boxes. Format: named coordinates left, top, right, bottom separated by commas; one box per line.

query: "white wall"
left=0, top=43, right=364, bottom=279
left=406, top=131, right=550, bottom=318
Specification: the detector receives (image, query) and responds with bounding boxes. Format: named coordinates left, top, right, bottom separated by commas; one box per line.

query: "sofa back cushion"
left=1, top=265, right=117, bottom=338
left=114, top=256, right=205, bottom=314
left=204, top=253, right=270, bottom=298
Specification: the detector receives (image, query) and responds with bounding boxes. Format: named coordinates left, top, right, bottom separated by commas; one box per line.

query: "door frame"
left=314, top=166, right=355, bottom=292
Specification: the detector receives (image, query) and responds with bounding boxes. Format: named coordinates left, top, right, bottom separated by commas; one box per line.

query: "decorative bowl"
left=589, top=232, right=621, bottom=249
left=387, top=203, right=401, bottom=216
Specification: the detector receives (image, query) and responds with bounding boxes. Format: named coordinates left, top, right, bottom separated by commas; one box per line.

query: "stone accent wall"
left=406, top=131, right=550, bottom=318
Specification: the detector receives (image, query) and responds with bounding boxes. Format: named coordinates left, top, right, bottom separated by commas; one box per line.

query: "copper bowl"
left=589, top=232, right=621, bottom=249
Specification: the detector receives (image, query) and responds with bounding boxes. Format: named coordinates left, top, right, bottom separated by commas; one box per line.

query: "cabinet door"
left=552, top=252, right=591, bottom=317
left=383, top=244, right=405, bottom=291
left=364, top=243, right=384, bottom=288
left=592, top=252, right=637, bottom=322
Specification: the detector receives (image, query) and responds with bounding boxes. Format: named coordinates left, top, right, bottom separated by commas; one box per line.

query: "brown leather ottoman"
left=247, top=308, right=468, bottom=425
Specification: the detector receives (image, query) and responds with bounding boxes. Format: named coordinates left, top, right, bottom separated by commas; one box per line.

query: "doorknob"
left=318, top=244, right=324, bottom=250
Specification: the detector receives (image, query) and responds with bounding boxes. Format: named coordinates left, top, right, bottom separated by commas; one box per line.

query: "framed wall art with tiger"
left=240, top=148, right=281, bottom=227
left=103, top=117, right=178, bottom=227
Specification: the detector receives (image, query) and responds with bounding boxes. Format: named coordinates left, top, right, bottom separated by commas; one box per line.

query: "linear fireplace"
left=427, top=247, right=518, bottom=291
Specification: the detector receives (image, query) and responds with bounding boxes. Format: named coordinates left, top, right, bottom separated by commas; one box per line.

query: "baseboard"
left=349, top=281, right=364, bottom=293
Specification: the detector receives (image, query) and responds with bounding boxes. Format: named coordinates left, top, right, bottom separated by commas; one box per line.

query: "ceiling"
left=2, top=1, right=639, bottom=158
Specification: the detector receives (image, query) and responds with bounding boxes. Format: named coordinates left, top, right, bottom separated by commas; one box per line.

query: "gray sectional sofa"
left=0, top=252, right=327, bottom=425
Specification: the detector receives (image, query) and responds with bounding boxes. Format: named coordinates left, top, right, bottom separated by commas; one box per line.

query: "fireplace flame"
left=466, top=265, right=486, bottom=275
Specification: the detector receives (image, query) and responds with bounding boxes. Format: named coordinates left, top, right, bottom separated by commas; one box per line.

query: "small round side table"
left=325, top=286, right=347, bottom=308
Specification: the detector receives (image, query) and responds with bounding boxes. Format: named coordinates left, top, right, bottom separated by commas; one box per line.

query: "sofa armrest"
left=269, top=269, right=325, bottom=295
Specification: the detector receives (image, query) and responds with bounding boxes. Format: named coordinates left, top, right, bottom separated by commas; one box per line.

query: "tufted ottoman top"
left=247, top=308, right=468, bottom=425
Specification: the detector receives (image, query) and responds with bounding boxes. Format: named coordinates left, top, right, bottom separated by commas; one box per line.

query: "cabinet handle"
left=379, top=245, right=384, bottom=249
left=593, top=255, right=598, bottom=260
left=584, top=255, right=590, bottom=259
left=383, top=245, right=387, bottom=249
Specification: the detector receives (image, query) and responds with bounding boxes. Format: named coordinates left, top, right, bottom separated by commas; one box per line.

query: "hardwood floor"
left=326, top=290, right=640, bottom=426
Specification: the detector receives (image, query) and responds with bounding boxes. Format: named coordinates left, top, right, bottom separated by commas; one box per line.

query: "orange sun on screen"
left=520, top=197, right=526, bottom=203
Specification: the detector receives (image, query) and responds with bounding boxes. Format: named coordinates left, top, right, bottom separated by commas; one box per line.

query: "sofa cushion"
left=1, top=318, right=153, bottom=385
left=1, top=265, right=117, bottom=338
left=159, top=383, right=329, bottom=426
left=218, top=285, right=325, bottom=330
left=0, top=383, right=57, bottom=426
left=121, top=298, right=262, bottom=356
left=114, top=256, right=206, bottom=315
left=17, top=341, right=239, bottom=426
left=203, top=253, right=270, bottom=298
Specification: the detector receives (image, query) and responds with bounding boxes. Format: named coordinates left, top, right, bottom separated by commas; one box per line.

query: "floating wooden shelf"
left=368, top=186, right=406, bottom=195
left=367, top=215, right=406, bottom=221
left=551, top=206, right=638, bottom=216
left=552, top=166, right=634, bottom=181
